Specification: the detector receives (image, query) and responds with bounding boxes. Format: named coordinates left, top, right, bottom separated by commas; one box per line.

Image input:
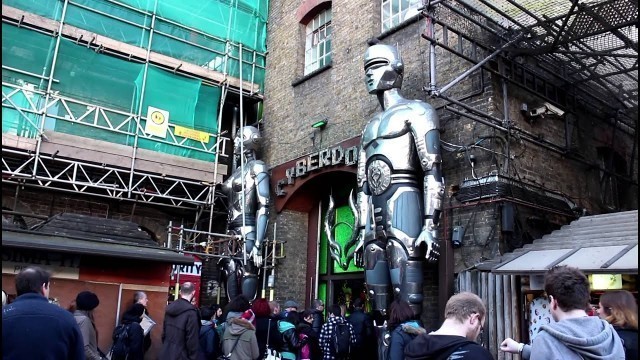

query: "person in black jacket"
left=386, top=299, right=425, bottom=360
left=598, top=290, right=638, bottom=360
left=114, top=303, right=146, bottom=360
left=160, top=282, right=200, bottom=360
left=346, top=298, right=375, bottom=359
left=310, top=299, right=324, bottom=335
left=279, top=310, right=308, bottom=360
left=197, top=306, right=220, bottom=360
left=253, top=298, right=283, bottom=357
left=300, top=309, right=322, bottom=360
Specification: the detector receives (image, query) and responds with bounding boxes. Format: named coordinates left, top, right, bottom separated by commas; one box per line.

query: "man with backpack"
left=319, top=304, right=355, bottom=360
left=110, top=303, right=146, bottom=360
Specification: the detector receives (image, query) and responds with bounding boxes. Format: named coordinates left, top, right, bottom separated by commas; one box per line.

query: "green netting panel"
left=65, top=0, right=152, bottom=48
left=3, top=0, right=63, bottom=21
left=155, top=0, right=268, bottom=53
left=2, top=24, right=56, bottom=90
left=1, top=86, right=42, bottom=139
left=53, top=39, right=144, bottom=113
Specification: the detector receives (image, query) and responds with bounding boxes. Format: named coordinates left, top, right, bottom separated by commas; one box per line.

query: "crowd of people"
left=2, top=265, right=637, bottom=360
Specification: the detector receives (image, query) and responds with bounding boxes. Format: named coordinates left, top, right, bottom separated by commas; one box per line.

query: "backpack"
left=333, top=323, right=351, bottom=357
left=109, top=323, right=131, bottom=360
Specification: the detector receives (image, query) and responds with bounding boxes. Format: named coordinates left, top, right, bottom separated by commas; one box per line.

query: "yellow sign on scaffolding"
left=145, top=106, right=169, bottom=138
left=175, top=125, right=210, bottom=143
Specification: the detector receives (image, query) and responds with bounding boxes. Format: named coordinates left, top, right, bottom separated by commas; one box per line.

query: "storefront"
left=459, top=209, right=638, bottom=359
left=1, top=213, right=194, bottom=359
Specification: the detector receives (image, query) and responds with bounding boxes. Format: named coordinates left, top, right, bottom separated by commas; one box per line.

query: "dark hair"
left=388, top=299, right=414, bottom=331
left=15, top=266, right=51, bottom=296
left=252, top=298, right=271, bottom=318
left=200, top=305, right=215, bottom=320
left=210, top=304, right=222, bottom=319
left=327, top=304, right=342, bottom=317
left=313, top=299, right=324, bottom=308
left=353, top=298, right=363, bottom=309
left=544, top=266, right=590, bottom=312
left=227, top=294, right=251, bottom=313
left=302, top=308, right=316, bottom=319
left=285, top=310, right=300, bottom=326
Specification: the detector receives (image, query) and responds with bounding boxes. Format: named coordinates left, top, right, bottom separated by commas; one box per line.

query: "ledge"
left=291, top=64, right=332, bottom=87
left=373, top=13, right=424, bottom=42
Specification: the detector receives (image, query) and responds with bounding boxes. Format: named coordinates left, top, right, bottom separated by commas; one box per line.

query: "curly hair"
left=600, top=290, right=638, bottom=330
left=544, top=266, right=590, bottom=312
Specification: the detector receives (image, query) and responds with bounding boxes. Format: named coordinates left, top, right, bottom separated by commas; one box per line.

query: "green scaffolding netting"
left=3, top=26, right=222, bottom=162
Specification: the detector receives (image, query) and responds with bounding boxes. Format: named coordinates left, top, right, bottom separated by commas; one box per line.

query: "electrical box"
left=452, top=225, right=465, bottom=248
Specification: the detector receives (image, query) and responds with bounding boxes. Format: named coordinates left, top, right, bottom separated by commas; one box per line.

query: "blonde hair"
left=444, top=292, right=486, bottom=324
left=600, top=290, right=638, bottom=330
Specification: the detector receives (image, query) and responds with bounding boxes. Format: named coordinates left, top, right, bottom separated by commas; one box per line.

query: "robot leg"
left=222, top=259, right=243, bottom=301
left=364, top=239, right=391, bottom=315
left=241, top=262, right=259, bottom=301
left=387, top=239, right=423, bottom=316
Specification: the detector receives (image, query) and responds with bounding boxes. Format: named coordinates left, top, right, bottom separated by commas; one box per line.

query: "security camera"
left=528, top=103, right=565, bottom=119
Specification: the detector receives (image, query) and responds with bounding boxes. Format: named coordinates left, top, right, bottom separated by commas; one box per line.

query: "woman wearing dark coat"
left=253, top=298, right=284, bottom=357
left=299, top=309, right=322, bottom=360
left=114, top=303, right=146, bottom=360
left=386, top=299, right=426, bottom=360
left=278, top=311, right=308, bottom=360
left=598, top=290, right=638, bottom=360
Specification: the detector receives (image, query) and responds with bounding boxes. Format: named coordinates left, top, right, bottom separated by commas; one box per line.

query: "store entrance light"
left=311, top=119, right=328, bottom=130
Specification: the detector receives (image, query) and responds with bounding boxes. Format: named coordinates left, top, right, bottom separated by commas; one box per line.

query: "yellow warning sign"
left=145, top=106, right=169, bottom=138
left=175, top=125, right=210, bottom=143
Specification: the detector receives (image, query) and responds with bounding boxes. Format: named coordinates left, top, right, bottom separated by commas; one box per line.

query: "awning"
left=484, top=210, right=638, bottom=274
left=2, top=230, right=194, bottom=265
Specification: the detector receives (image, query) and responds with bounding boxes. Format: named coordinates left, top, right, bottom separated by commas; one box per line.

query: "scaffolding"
left=420, top=0, right=638, bottom=185
left=2, top=0, right=268, bottom=212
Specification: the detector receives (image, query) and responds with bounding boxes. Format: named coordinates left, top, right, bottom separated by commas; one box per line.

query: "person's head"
left=269, top=300, right=281, bottom=315
left=211, top=304, right=223, bottom=319
left=75, top=291, right=100, bottom=312
left=388, top=299, right=415, bottom=330
left=352, top=298, right=363, bottom=310
left=134, top=291, right=148, bottom=307
left=227, top=294, right=251, bottom=313
left=302, top=309, right=315, bottom=324
left=544, top=266, right=590, bottom=319
left=284, top=300, right=299, bottom=313
left=15, top=266, right=51, bottom=297
left=252, top=298, right=271, bottom=318
left=285, top=309, right=300, bottom=326
left=598, top=290, right=638, bottom=330
left=179, top=282, right=196, bottom=302
left=327, top=304, right=342, bottom=318
left=126, top=303, right=145, bottom=320
left=443, top=292, right=486, bottom=341
left=313, top=298, right=325, bottom=311
left=363, top=44, right=404, bottom=95
left=200, top=305, right=215, bottom=321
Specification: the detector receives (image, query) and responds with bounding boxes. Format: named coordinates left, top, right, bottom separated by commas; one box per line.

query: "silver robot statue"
left=220, top=126, right=270, bottom=301
left=350, top=44, right=444, bottom=316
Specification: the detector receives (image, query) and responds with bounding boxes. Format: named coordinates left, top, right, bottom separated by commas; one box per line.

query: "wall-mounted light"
left=311, top=119, right=328, bottom=130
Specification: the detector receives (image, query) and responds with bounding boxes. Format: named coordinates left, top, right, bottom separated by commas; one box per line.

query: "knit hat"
left=76, top=291, right=100, bottom=311
left=284, top=300, right=299, bottom=309
left=241, top=309, right=256, bottom=325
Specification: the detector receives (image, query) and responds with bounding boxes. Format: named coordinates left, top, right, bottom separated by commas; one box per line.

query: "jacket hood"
left=404, top=334, right=474, bottom=360
left=278, top=320, right=296, bottom=332
left=228, top=317, right=256, bottom=335
left=122, top=303, right=145, bottom=324
left=539, top=317, right=622, bottom=359
left=401, top=321, right=427, bottom=336
left=165, top=298, right=196, bottom=317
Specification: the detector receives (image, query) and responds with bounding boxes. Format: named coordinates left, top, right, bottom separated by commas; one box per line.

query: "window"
left=304, top=8, right=332, bottom=75
left=597, top=147, right=628, bottom=211
left=381, top=0, right=422, bottom=32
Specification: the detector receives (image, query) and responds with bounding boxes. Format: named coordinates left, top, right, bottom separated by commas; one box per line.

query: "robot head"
left=233, top=126, right=262, bottom=156
left=364, top=44, right=404, bottom=94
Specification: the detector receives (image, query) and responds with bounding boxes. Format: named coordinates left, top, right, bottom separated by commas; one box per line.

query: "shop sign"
left=171, top=261, right=202, bottom=277
left=276, top=144, right=359, bottom=196
left=1, top=248, right=80, bottom=280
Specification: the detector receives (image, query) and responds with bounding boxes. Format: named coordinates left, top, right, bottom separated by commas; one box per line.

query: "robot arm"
left=409, top=104, right=443, bottom=262
left=351, top=147, right=370, bottom=267
left=252, top=163, right=270, bottom=267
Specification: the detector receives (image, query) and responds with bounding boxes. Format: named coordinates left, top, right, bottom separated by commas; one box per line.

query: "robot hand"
left=250, top=246, right=263, bottom=267
left=353, top=233, right=365, bottom=268
left=414, top=225, right=440, bottom=262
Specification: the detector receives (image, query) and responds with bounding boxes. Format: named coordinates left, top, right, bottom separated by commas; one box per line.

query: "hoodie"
left=222, top=317, right=260, bottom=360
left=404, top=333, right=493, bottom=360
left=524, top=317, right=625, bottom=360
left=160, top=298, right=200, bottom=360
left=388, top=321, right=426, bottom=360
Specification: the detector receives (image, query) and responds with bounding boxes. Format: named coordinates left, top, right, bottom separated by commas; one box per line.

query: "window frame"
left=304, top=8, right=332, bottom=75
left=381, top=0, right=422, bottom=32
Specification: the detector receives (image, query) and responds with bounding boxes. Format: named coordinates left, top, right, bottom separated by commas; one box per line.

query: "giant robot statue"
left=349, top=44, right=444, bottom=316
left=220, top=126, right=270, bottom=301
